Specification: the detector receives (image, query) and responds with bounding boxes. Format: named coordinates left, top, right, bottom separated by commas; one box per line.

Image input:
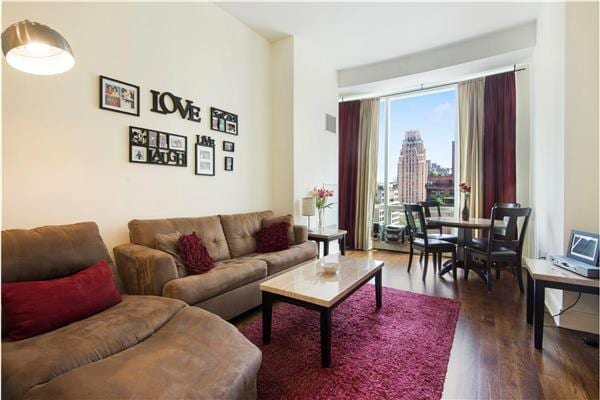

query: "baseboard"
left=557, top=309, right=600, bottom=334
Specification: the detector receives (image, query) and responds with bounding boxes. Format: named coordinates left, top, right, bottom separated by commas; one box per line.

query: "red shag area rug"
left=241, top=285, right=460, bottom=400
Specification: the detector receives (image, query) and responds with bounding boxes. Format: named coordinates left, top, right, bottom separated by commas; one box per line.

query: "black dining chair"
left=472, top=202, right=522, bottom=248
left=404, top=204, right=457, bottom=281
left=464, top=206, right=531, bottom=292
left=418, top=200, right=458, bottom=267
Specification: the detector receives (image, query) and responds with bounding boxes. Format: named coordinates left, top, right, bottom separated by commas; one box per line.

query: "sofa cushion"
left=263, top=215, right=295, bottom=244
left=2, top=260, right=122, bottom=341
left=256, top=221, right=290, bottom=253
left=129, top=216, right=231, bottom=262
left=154, top=231, right=187, bottom=277
left=220, top=210, right=274, bottom=258
left=242, top=241, right=318, bottom=275
left=179, top=233, right=215, bottom=275
left=12, top=306, right=261, bottom=400
left=2, top=295, right=186, bottom=400
left=162, top=258, right=268, bottom=304
left=1, top=222, right=124, bottom=292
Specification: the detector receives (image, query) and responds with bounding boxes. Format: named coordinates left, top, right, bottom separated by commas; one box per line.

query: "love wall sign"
left=150, top=90, right=201, bottom=123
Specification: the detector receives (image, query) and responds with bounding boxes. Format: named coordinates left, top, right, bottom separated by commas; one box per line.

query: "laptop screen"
left=570, top=232, right=599, bottom=263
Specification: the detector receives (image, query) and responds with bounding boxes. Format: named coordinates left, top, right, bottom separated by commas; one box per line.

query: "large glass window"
left=374, top=87, right=458, bottom=229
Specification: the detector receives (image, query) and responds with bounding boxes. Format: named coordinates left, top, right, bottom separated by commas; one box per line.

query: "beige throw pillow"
left=154, top=231, right=188, bottom=277
left=262, top=215, right=295, bottom=245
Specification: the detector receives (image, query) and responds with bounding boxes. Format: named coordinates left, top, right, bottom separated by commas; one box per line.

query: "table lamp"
left=302, top=197, right=316, bottom=231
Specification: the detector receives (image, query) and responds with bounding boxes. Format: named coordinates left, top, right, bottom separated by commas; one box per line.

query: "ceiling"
left=217, top=2, right=541, bottom=71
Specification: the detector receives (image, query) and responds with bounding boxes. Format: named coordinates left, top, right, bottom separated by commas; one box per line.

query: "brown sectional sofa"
left=114, top=210, right=318, bottom=320
left=2, top=222, right=261, bottom=400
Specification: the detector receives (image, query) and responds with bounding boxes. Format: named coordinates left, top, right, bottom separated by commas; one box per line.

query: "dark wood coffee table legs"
left=320, top=309, right=331, bottom=367
left=262, top=269, right=383, bottom=368
left=375, top=269, right=382, bottom=308
left=262, top=292, right=272, bottom=344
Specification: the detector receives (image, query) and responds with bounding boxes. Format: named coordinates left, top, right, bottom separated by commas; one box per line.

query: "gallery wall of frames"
left=100, top=75, right=236, bottom=175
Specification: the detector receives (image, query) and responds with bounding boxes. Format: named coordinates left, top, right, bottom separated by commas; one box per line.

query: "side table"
left=308, top=228, right=347, bottom=257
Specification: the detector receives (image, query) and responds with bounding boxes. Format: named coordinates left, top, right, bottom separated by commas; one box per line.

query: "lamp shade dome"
left=2, top=20, right=74, bottom=75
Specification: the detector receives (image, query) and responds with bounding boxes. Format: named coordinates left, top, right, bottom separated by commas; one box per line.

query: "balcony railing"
left=374, top=203, right=455, bottom=226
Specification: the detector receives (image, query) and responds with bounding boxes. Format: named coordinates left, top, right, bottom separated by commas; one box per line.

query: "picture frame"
left=129, top=126, right=187, bottom=167
left=99, top=76, right=140, bottom=116
left=195, top=135, right=215, bottom=176
left=210, top=107, right=238, bottom=135
left=224, top=156, right=234, bottom=171
left=223, top=141, right=235, bottom=152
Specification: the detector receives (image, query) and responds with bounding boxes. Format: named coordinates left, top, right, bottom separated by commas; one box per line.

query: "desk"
left=426, top=216, right=505, bottom=281
left=308, top=228, right=347, bottom=257
left=524, top=257, right=600, bottom=349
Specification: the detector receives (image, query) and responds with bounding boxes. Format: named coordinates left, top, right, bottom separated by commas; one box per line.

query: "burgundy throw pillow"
left=2, top=259, right=121, bottom=341
left=178, top=232, right=214, bottom=275
left=256, top=221, right=290, bottom=253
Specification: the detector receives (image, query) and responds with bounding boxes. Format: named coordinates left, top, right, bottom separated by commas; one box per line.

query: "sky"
left=377, top=88, right=457, bottom=182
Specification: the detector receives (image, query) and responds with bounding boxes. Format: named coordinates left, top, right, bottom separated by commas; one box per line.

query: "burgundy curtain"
left=483, top=71, right=516, bottom=217
left=338, top=101, right=361, bottom=249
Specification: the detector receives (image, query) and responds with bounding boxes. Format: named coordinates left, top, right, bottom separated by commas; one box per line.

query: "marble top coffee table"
left=260, top=254, right=384, bottom=367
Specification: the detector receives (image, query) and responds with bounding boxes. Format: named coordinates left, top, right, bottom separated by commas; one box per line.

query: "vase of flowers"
left=312, top=186, right=334, bottom=230
left=459, top=182, right=471, bottom=221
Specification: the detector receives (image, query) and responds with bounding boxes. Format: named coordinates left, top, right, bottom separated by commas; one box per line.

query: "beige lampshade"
left=302, top=197, right=316, bottom=216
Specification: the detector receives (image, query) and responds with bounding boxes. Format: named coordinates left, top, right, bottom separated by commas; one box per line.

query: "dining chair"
left=473, top=202, right=522, bottom=247
left=404, top=204, right=457, bottom=281
left=465, top=206, right=532, bottom=292
left=418, top=200, right=458, bottom=266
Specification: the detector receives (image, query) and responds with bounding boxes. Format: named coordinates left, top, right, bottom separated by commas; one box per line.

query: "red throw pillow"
left=256, top=221, right=290, bottom=253
left=2, top=259, right=122, bottom=341
left=178, top=232, right=214, bottom=275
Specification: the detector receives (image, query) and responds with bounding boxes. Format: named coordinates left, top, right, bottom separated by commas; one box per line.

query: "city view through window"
left=375, top=88, right=457, bottom=228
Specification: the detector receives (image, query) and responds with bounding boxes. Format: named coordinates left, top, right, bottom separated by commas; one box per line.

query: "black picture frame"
left=223, top=141, right=235, bottom=152
left=224, top=156, right=234, bottom=171
left=100, top=75, right=140, bottom=116
left=210, top=107, right=238, bottom=135
left=195, top=135, right=216, bottom=176
left=129, top=126, right=187, bottom=167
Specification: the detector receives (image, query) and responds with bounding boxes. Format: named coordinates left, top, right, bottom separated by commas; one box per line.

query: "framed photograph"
left=129, top=126, right=187, bottom=167
left=159, top=133, right=168, bottom=149
left=567, top=230, right=600, bottom=266
left=210, top=107, right=239, bottom=135
left=148, top=131, right=157, bottom=147
left=224, top=156, right=234, bottom=171
left=195, top=135, right=215, bottom=176
left=223, top=141, right=235, bottom=152
left=225, top=121, right=237, bottom=135
left=99, top=76, right=140, bottom=116
left=169, top=135, right=186, bottom=151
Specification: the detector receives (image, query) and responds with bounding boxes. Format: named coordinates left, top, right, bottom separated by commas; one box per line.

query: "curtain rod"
left=339, top=64, right=528, bottom=102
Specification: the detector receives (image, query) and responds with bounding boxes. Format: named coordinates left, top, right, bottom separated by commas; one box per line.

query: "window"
left=374, top=87, right=458, bottom=228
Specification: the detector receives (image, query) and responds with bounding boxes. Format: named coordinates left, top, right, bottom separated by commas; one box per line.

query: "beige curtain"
left=355, top=99, right=380, bottom=250
left=458, top=78, right=485, bottom=218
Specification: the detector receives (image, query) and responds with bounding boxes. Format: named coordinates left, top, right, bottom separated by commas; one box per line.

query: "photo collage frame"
left=129, top=126, right=187, bottom=167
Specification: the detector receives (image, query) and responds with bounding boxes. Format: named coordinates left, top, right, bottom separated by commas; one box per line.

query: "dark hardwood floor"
left=232, top=250, right=599, bottom=399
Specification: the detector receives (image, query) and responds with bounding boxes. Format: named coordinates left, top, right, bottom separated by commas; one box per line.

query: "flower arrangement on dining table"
left=459, top=182, right=471, bottom=221
left=311, top=186, right=335, bottom=229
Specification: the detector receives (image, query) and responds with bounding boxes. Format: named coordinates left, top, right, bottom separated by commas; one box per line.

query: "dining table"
left=426, top=216, right=506, bottom=282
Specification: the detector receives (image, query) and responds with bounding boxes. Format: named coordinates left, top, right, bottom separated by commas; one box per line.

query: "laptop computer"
left=550, top=230, right=600, bottom=278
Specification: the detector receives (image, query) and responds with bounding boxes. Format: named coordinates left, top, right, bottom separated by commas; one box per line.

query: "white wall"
left=2, top=3, right=273, bottom=252
left=270, top=36, right=294, bottom=216
left=530, top=2, right=599, bottom=333
left=560, top=1, right=599, bottom=333
left=516, top=68, right=531, bottom=257
left=292, top=38, right=339, bottom=225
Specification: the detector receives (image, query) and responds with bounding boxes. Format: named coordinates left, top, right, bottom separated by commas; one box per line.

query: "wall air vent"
left=325, top=114, right=336, bottom=133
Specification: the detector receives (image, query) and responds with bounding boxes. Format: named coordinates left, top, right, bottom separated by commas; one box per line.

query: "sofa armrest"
left=293, top=225, right=308, bottom=244
left=113, top=243, right=178, bottom=296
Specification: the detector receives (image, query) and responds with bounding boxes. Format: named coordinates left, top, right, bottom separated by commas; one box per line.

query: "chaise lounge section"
left=2, top=222, right=261, bottom=400
left=114, top=210, right=318, bottom=320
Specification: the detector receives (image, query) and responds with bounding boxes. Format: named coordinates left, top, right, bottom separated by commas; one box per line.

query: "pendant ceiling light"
left=2, top=20, right=74, bottom=75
